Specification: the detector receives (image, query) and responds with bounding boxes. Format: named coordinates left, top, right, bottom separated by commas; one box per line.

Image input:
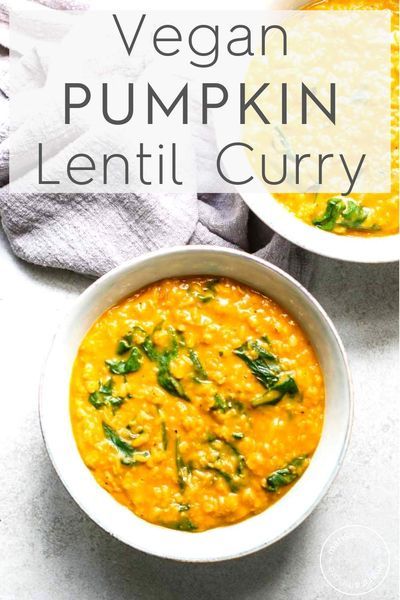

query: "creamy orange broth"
left=272, top=0, right=399, bottom=236
left=70, top=277, right=324, bottom=532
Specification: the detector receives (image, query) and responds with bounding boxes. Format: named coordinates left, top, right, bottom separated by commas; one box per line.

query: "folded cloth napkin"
left=0, top=0, right=313, bottom=284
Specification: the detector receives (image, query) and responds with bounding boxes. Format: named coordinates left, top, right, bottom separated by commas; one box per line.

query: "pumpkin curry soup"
left=272, top=0, right=399, bottom=237
left=70, top=277, right=324, bottom=532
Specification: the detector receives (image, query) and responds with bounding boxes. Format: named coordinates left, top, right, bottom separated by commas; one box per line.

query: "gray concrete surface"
left=0, top=226, right=398, bottom=600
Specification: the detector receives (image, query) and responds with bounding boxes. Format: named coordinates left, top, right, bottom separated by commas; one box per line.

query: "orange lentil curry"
left=70, top=277, right=324, bottom=532
left=272, top=0, right=399, bottom=236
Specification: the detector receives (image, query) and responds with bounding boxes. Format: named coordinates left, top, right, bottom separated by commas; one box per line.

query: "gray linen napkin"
left=0, top=0, right=313, bottom=284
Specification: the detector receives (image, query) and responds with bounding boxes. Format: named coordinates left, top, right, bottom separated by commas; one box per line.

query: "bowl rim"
left=238, top=190, right=399, bottom=264
left=39, top=245, right=353, bottom=562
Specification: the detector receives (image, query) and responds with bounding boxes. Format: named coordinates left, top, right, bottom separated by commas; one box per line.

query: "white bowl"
left=239, top=191, right=399, bottom=263
left=39, top=246, right=352, bottom=562
left=212, top=0, right=399, bottom=264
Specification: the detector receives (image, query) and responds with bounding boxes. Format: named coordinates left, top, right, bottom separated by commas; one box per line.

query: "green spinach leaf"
left=116, top=326, right=147, bottom=355
left=234, top=339, right=299, bottom=405
left=175, top=437, right=191, bottom=491
left=340, top=198, right=369, bottom=228
left=263, top=455, right=308, bottom=492
left=161, top=421, right=168, bottom=450
left=106, top=346, right=142, bottom=375
left=102, top=422, right=150, bottom=465
left=155, top=405, right=169, bottom=451
left=196, top=278, right=220, bottom=303
left=102, top=422, right=134, bottom=455
left=116, top=334, right=133, bottom=355
left=207, top=436, right=246, bottom=476
left=313, top=197, right=379, bottom=232
left=163, top=517, right=198, bottom=531
left=205, top=466, right=240, bottom=492
left=211, top=393, right=244, bottom=413
left=188, top=349, right=209, bottom=383
left=312, top=197, right=345, bottom=231
left=251, top=375, right=299, bottom=407
left=88, top=379, right=125, bottom=411
left=233, top=339, right=280, bottom=389
left=158, top=358, right=187, bottom=399
left=142, top=326, right=188, bottom=400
